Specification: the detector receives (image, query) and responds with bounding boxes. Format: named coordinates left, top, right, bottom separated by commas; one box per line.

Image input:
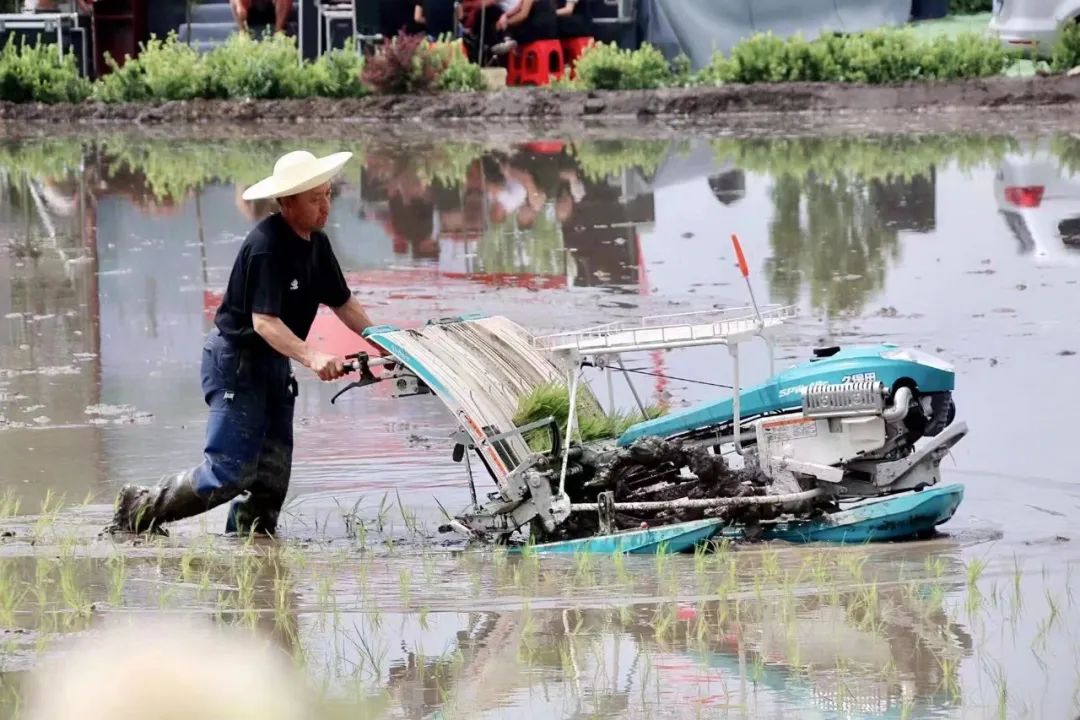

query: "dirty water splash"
left=1, top=130, right=1079, bottom=718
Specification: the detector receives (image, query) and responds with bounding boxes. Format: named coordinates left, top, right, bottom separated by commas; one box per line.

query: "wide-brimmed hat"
left=241, top=150, right=353, bottom=201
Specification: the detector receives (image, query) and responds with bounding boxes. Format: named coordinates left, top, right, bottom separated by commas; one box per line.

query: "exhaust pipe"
left=883, top=386, right=913, bottom=423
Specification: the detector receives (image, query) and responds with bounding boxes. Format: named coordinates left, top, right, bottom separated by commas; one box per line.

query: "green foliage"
left=204, top=32, right=311, bottom=99
left=0, top=20, right=1055, bottom=105
left=513, top=383, right=664, bottom=452
left=93, top=33, right=208, bottom=103
left=0, top=138, right=85, bottom=179
left=1051, top=22, right=1080, bottom=72
left=569, top=139, right=679, bottom=182
left=95, top=137, right=367, bottom=201
left=0, top=36, right=91, bottom=103
left=710, top=134, right=1018, bottom=183
left=308, top=38, right=368, bottom=98
left=698, top=28, right=1018, bottom=85
left=414, top=141, right=486, bottom=187
left=920, top=31, right=1017, bottom=79
left=92, top=32, right=367, bottom=103
left=572, top=42, right=674, bottom=90
left=432, top=39, right=485, bottom=92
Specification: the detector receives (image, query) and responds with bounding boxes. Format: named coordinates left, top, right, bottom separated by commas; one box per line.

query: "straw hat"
left=241, top=150, right=353, bottom=201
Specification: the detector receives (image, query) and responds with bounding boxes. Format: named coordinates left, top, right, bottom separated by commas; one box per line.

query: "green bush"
left=573, top=42, right=673, bottom=90
left=308, top=38, right=368, bottom=98
left=698, top=28, right=1016, bottom=85
left=433, top=40, right=485, bottom=92
left=93, top=33, right=208, bottom=103
left=0, top=21, right=1047, bottom=105
left=0, top=36, right=91, bottom=103
left=710, top=134, right=1018, bottom=183
left=1051, top=22, right=1080, bottom=72
left=204, top=32, right=312, bottom=99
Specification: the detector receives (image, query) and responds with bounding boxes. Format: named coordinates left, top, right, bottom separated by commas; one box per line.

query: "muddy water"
left=0, top=131, right=1078, bottom=719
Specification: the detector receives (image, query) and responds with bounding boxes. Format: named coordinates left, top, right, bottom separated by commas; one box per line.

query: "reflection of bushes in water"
left=708, top=135, right=1020, bottom=318
left=1049, top=135, right=1080, bottom=175
left=0, top=139, right=85, bottom=181
left=765, top=173, right=901, bottom=318
left=476, top=204, right=566, bottom=276
left=711, top=134, right=1018, bottom=182
left=96, top=138, right=369, bottom=202
left=413, top=142, right=487, bottom=189
left=569, top=140, right=678, bottom=183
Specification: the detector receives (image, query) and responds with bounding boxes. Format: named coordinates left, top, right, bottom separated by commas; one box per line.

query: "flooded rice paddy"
left=0, top=129, right=1078, bottom=718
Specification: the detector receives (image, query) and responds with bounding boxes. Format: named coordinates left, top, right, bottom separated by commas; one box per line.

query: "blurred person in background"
left=230, top=0, right=293, bottom=33
left=22, top=617, right=310, bottom=720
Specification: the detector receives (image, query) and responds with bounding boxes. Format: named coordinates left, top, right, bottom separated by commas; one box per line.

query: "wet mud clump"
left=528, top=436, right=798, bottom=543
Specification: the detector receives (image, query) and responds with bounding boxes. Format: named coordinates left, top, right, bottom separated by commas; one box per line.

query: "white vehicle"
left=989, top=0, right=1080, bottom=55
left=993, top=138, right=1080, bottom=268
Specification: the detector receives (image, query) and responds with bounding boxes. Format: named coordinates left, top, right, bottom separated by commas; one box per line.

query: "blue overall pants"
left=193, top=328, right=297, bottom=534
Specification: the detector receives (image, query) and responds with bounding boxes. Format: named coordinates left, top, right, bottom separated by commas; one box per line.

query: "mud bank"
left=4, top=74, right=1080, bottom=127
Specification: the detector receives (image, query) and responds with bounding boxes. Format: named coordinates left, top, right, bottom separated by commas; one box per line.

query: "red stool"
left=507, top=39, right=565, bottom=86
left=560, top=36, right=594, bottom=77
left=522, top=140, right=566, bottom=153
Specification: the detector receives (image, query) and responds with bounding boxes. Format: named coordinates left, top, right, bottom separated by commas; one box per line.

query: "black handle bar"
left=330, top=351, right=395, bottom=404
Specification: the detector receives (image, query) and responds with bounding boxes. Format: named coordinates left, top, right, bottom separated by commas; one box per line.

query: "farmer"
left=108, top=150, right=377, bottom=537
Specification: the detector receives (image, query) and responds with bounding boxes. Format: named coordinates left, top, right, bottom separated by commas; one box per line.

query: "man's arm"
left=252, top=313, right=345, bottom=381
left=331, top=295, right=376, bottom=336
left=505, top=0, right=533, bottom=25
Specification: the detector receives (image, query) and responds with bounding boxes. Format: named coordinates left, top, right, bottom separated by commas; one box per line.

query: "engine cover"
left=754, top=412, right=887, bottom=484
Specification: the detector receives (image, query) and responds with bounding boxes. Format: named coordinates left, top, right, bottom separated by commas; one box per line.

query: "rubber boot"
left=225, top=495, right=280, bottom=537
left=106, top=469, right=223, bottom=536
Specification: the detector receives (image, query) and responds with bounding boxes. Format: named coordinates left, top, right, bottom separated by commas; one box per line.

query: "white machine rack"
left=531, top=303, right=798, bottom=503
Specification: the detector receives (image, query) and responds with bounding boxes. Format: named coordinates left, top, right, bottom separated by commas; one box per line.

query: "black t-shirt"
left=214, top=213, right=352, bottom=356
left=415, top=0, right=455, bottom=37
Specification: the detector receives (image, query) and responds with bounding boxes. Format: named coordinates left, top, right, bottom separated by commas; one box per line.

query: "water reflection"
left=2, top=131, right=1080, bottom=719
left=0, top=534, right=977, bottom=719
left=2, top=131, right=1080, bottom=505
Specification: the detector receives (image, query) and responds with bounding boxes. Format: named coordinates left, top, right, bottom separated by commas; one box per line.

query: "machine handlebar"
left=331, top=351, right=396, bottom=404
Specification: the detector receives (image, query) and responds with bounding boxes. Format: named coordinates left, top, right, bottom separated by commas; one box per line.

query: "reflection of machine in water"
left=382, top=548, right=973, bottom=720
left=994, top=137, right=1080, bottom=268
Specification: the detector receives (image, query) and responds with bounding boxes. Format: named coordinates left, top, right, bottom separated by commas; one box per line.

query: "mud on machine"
left=331, top=236, right=968, bottom=554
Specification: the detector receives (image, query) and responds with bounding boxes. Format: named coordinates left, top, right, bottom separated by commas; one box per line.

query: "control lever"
left=330, top=351, right=393, bottom=404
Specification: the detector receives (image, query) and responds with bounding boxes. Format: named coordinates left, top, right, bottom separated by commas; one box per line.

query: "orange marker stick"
left=731, top=233, right=750, bottom=278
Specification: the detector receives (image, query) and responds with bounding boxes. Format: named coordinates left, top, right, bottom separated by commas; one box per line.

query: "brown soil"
left=3, top=74, right=1080, bottom=129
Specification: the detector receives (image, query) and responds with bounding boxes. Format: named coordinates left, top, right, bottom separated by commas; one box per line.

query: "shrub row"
left=2, top=21, right=1078, bottom=104
left=573, top=28, right=1036, bottom=89
left=5, top=133, right=1052, bottom=200
left=0, top=31, right=482, bottom=104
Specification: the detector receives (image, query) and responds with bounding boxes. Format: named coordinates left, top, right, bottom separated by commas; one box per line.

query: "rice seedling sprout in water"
left=0, top=488, right=21, bottom=519
left=399, top=567, right=412, bottom=608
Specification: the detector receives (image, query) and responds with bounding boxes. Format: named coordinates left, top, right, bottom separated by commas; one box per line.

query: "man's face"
left=280, top=182, right=332, bottom=233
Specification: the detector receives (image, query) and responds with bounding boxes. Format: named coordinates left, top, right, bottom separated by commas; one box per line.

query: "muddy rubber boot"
left=106, top=470, right=216, bottom=536
left=225, top=497, right=280, bottom=537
